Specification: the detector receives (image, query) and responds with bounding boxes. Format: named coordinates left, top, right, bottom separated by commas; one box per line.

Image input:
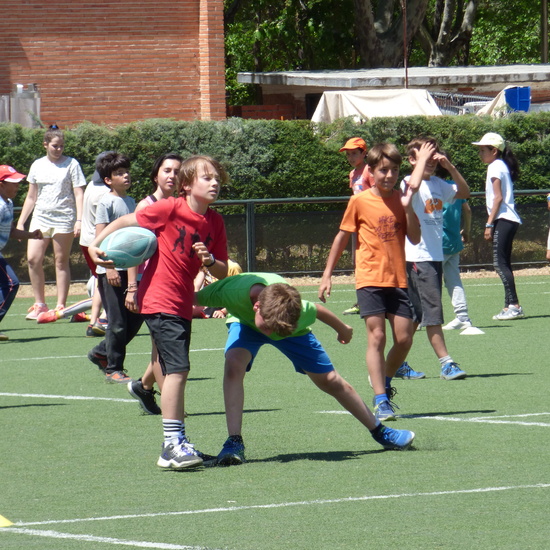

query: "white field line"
left=0, top=348, right=224, bottom=363
left=0, top=528, right=219, bottom=550
left=0, top=392, right=135, bottom=403
left=5, top=483, right=550, bottom=530
left=319, top=410, right=550, bottom=427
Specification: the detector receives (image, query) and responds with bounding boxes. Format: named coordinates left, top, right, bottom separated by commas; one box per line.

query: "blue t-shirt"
left=0, top=197, right=14, bottom=254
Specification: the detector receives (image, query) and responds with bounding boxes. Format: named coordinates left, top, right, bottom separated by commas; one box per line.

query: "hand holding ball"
left=99, top=227, right=157, bottom=268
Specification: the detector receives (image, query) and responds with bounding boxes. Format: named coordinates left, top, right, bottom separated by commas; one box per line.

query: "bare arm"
left=318, top=229, right=351, bottom=302
left=485, top=178, right=502, bottom=241
left=461, top=201, right=472, bottom=242
left=10, top=224, right=42, bottom=241
left=401, top=185, right=421, bottom=245
left=437, top=154, right=470, bottom=199
left=16, top=183, right=38, bottom=229
left=315, top=303, right=353, bottom=344
left=73, top=185, right=84, bottom=237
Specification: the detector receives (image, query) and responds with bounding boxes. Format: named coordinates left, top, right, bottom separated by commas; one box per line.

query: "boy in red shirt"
left=89, top=155, right=229, bottom=470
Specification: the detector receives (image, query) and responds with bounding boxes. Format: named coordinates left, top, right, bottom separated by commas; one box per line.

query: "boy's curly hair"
left=258, top=283, right=302, bottom=337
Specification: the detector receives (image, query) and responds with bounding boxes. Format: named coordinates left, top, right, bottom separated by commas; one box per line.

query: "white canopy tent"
left=311, top=89, right=442, bottom=122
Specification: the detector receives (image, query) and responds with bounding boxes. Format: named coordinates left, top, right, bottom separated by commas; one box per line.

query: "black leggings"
left=492, top=218, right=519, bottom=307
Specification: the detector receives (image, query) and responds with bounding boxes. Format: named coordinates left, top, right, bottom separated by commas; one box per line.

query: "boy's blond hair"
left=176, top=155, right=229, bottom=197
left=366, top=143, right=402, bottom=168
left=406, top=137, right=440, bottom=159
left=258, top=283, right=302, bottom=337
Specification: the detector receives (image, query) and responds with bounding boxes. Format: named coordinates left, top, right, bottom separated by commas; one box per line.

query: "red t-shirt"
left=135, top=197, right=228, bottom=320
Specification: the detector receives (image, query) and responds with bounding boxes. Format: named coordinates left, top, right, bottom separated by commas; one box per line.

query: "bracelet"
left=203, top=254, right=216, bottom=268
left=76, top=219, right=81, bottom=222
left=485, top=223, right=494, bottom=228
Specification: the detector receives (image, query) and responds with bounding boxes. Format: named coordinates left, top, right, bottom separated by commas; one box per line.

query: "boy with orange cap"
left=339, top=137, right=374, bottom=314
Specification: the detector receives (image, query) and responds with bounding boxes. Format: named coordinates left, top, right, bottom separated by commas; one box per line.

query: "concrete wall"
left=0, top=0, right=226, bottom=126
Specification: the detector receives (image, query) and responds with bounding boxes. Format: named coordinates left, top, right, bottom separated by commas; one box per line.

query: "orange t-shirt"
left=340, top=188, right=408, bottom=289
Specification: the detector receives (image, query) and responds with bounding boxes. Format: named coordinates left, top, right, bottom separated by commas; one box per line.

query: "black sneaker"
left=87, top=350, right=108, bottom=372
left=127, top=379, right=161, bottom=415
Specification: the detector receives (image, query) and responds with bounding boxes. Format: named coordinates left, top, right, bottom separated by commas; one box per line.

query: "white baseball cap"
left=472, top=132, right=505, bottom=151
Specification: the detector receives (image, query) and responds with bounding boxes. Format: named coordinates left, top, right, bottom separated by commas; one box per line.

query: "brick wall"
left=0, top=0, right=226, bottom=126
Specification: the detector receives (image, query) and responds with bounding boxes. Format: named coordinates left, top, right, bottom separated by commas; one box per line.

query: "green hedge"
left=2, top=113, right=550, bottom=210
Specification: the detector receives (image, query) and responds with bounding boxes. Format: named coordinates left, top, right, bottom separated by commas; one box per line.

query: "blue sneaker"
left=217, top=436, right=246, bottom=466
left=440, top=361, right=467, bottom=380
left=373, top=399, right=396, bottom=422
left=372, top=425, right=415, bottom=450
left=394, top=361, right=426, bottom=379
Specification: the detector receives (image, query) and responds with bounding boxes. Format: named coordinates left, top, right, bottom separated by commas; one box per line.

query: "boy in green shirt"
left=196, top=272, right=416, bottom=466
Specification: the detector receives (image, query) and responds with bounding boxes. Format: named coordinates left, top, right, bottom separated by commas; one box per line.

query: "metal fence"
left=7, top=191, right=549, bottom=284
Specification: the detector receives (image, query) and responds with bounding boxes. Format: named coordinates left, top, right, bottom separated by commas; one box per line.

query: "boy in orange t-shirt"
left=319, top=142, right=433, bottom=421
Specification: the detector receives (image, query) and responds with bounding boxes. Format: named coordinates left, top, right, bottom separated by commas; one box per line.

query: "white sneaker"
left=443, top=318, right=472, bottom=330
left=493, top=305, right=525, bottom=320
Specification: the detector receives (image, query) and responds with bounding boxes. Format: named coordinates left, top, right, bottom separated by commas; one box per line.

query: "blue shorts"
left=225, top=322, right=334, bottom=375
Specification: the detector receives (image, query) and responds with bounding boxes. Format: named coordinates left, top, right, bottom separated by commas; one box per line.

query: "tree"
left=415, top=0, right=479, bottom=66
left=352, top=0, right=429, bottom=67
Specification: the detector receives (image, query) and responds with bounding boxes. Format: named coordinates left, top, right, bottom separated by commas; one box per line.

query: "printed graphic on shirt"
left=375, top=215, right=401, bottom=242
left=424, top=197, right=443, bottom=214
left=173, top=225, right=187, bottom=254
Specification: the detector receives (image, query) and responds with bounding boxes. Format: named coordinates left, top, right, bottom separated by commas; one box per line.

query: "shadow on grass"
left=400, top=409, right=496, bottom=418
left=466, top=372, right=532, bottom=378
left=0, top=403, right=65, bottom=410
left=3, top=336, right=63, bottom=343
left=253, top=449, right=382, bottom=463
left=188, top=408, right=281, bottom=418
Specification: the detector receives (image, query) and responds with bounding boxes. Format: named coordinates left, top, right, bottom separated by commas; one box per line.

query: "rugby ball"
left=100, top=227, right=157, bottom=268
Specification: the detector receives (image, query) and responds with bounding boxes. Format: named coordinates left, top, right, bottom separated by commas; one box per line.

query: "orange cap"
left=339, top=137, right=367, bottom=152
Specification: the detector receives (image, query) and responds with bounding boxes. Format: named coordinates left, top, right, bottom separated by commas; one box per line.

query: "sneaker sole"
left=87, top=351, right=107, bottom=371
left=105, top=375, right=132, bottom=384
left=386, top=431, right=415, bottom=450
left=394, top=373, right=426, bottom=380
left=157, top=456, right=203, bottom=470
left=217, top=453, right=246, bottom=466
left=440, top=372, right=467, bottom=381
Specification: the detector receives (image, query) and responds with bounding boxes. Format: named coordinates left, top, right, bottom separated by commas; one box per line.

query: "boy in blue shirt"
left=0, top=166, right=43, bottom=341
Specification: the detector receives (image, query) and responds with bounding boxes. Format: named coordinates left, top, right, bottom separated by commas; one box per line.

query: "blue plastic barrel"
left=504, top=86, right=531, bottom=112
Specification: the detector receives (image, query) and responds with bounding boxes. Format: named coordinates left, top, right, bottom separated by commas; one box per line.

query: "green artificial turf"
left=0, top=275, right=549, bottom=549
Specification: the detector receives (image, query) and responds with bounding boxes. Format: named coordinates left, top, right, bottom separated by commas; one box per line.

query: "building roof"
left=238, top=64, right=550, bottom=96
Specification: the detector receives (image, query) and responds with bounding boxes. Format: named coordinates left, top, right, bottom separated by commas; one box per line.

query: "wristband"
left=485, top=223, right=494, bottom=228
left=204, top=254, right=216, bottom=268
left=76, top=219, right=81, bottom=222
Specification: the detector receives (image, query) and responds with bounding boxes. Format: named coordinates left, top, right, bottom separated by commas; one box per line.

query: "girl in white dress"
left=17, top=126, right=86, bottom=319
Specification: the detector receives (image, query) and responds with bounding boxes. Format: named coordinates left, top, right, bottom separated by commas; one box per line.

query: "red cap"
left=339, top=137, right=367, bottom=152
left=0, top=165, right=26, bottom=182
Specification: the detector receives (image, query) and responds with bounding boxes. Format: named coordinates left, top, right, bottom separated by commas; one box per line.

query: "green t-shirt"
left=196, top=272, right=317, bottom=341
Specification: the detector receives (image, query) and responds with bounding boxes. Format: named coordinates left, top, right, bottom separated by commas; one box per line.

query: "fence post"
left=245, top=201, right=256, bottom=272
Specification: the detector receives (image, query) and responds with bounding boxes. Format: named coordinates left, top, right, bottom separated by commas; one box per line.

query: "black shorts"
left=406, top=261, right=444, bottom=326
left=144, top=313, right=191, bottom=375
left=356, top=286, right=413, bottom=319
